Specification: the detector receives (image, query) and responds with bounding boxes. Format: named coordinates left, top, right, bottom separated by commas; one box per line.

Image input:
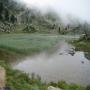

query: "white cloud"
left=19, top=0, right=90, bottom=22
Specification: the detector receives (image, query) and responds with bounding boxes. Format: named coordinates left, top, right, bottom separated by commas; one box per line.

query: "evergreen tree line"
left=0, top=1, right=17, bottom=24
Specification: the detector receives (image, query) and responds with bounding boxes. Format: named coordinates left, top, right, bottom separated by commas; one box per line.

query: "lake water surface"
left=12, top=41, right=90, bottom=86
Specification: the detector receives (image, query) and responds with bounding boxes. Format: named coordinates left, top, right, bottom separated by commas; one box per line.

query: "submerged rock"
left=48, top=86, right=62, bottom=90
left=81, top=61, right=84, bottom=64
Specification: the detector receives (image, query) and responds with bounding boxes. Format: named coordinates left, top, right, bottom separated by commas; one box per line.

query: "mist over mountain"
left=0, top=0, right=90, bottom=34
left=18, top=0, right=90, bottom=23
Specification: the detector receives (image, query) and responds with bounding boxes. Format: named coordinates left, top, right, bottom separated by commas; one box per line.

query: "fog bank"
left=17, top=0, right=90, bottom=23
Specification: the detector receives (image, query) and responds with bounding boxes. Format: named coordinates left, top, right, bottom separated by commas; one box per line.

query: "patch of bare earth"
left=0, top=66, right=6, bottom=88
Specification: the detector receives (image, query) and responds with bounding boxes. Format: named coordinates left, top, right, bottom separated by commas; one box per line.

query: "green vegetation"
left=0, top=34, right=89, bottom=90
left=0, top=0, right=90, bottom=90
left=72, top=38, right=90, bottom=59
left=0, top=34, right=60, bottom=61
left=0, top=61, right=48, bottom=90
left=0, top=0, right=90, bottom=35
left=0, top=61, right=88, bottom=90
left=23, top=24, right=37, bottom=33
left=49, top=81, right=86, bottom=90
left=73, top=39, right=90, bottom=52
left=70, top=38, right=90, bottom=89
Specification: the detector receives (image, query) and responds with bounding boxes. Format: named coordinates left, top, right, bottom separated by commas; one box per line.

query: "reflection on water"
left=12, top=42, right=90, bottom=85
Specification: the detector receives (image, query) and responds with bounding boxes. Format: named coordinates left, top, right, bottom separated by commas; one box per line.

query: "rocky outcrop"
left=48, top=86, right=62, bottom=90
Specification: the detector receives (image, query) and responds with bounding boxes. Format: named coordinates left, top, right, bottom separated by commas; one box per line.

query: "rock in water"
left=0, top=66, right=6, bottom=88
left=48, top=86, right=62, bottom=90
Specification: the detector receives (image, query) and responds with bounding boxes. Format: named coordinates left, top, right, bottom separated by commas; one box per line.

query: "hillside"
left=0, top=0, right=90, bottom=35
left=0, top=0, right=63, bottom=34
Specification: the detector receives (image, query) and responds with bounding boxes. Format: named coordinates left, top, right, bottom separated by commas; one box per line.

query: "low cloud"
left=18, top=0, right=90, bottom=23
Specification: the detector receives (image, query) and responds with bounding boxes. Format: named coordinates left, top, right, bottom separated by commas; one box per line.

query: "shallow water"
left=12, top=41, right=90, bottom=85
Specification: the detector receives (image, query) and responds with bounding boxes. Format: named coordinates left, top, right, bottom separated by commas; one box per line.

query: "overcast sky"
left=18, top=0, right=90, bottom=23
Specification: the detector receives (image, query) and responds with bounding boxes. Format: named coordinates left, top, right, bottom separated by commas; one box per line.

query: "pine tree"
left=4, top=9, right=9, bottom=21
left=0, top=2, right=4, bottom=20
left=10, top=14, right=16, bottom=24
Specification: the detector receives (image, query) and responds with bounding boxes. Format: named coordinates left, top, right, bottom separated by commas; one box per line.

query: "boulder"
left=48, top=86, right=62, bottom=90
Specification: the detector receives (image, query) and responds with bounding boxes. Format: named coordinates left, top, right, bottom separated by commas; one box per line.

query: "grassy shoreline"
left=0, top=34, right=60, bottom=61
left=0, top=61, right=87, bottom=90
left=72, top=39, right=90, bottom=60
left=0, top=34, right=90, bottom=90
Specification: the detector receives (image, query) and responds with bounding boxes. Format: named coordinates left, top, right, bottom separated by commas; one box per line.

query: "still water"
left=12, top=41, right=90, bottom=85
